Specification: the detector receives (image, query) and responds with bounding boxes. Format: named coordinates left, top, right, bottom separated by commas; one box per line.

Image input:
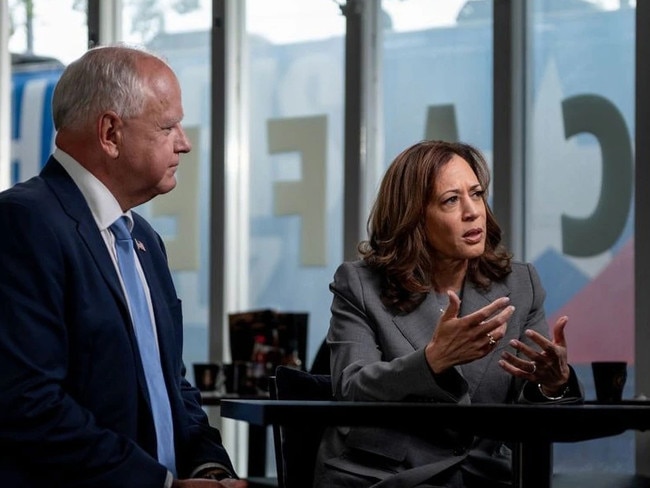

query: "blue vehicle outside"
left=10, top=53, right=63, bottom=185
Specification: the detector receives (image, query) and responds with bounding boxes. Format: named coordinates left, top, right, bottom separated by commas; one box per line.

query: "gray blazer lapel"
left=392, top=280, right=511, bottom=352
left=459, top=280, right=511, bottom=315
left=392, top=293, right=443, bottom=349
left=459, top=281, right=512, bottom=392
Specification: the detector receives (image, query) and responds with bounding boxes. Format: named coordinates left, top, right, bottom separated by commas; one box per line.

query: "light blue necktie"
left=110, top=216, right=176, bottom=476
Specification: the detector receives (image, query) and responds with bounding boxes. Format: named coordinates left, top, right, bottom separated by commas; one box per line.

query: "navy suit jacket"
left=0, top=158, right=234, bottom=487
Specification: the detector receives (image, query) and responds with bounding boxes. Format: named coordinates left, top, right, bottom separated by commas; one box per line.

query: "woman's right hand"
left=424, top=291, right=514, bottom=373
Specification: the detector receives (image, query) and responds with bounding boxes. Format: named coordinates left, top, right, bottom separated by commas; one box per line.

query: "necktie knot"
left=110, top=216, right=132, bottom=242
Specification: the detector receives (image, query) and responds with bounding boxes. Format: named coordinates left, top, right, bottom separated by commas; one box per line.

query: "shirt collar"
left=53, top=147, right=131, bottom=230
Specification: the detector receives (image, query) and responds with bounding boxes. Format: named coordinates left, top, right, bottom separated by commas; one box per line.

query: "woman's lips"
left=463, top=228, right=484, bottom=244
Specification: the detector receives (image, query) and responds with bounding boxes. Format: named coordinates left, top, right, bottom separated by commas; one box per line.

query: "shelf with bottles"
left=228, top=309, right=308, bottom=392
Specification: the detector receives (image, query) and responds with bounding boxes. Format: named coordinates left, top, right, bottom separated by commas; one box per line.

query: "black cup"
left=591, top=361, right=627, bottom=403
left=193, top=363, right=220, bottom=391
left=222, top=361, right=253, bottom=394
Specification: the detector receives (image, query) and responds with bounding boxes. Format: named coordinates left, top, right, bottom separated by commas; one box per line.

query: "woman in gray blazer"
left=313, top=140, right=583, bottom=488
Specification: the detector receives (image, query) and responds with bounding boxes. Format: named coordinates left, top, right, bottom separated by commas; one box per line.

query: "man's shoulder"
left=0, top=175, right=54, bottom=219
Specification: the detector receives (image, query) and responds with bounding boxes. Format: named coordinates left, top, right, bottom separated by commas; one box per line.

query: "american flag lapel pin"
left=136, top=240, right=146, bottom=252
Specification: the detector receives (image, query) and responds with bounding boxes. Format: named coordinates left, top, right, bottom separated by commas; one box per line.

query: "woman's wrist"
left=538, top=383, right=569, bottom=400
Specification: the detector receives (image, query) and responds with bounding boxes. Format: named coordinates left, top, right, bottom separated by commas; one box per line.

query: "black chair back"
left=269, top=366, right=333, bottom=488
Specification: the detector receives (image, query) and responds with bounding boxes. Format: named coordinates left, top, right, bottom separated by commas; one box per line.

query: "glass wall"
left=525, top=0, right=635, bottom=473
left=380, top=0, right=492, bottom=174
left=7, top=0, right=85, bottom=185
left=8, top=0, right=87, bottom=64
left=245, top=0, right=345, bottom=368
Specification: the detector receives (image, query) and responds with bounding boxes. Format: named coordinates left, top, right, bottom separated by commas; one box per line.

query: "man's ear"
left=99, top=111, right=122, bottom=158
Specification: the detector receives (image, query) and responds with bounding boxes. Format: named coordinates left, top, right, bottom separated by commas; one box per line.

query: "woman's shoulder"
left=509, top=260, right=540, bottom=274
left=333, top=259, right=381, bottom=288
left=336, top=259, right=367, bottom=272
left=502, top=260, right=543, bottom=288
left=510, top=260, right=534, bottom=272
left=335, top=259, right=366, bottom=278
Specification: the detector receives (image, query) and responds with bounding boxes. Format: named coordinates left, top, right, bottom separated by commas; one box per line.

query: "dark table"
left=220, top=399, right=650, bottom=488
left=200, top=392, right=276, bottom=486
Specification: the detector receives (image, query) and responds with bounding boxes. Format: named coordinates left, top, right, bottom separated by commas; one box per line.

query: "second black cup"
left=193, top=362, right=220, bottom=391
left=591, top=361, right=627, bottom=403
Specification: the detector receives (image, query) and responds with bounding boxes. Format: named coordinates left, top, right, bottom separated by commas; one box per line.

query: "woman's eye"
left=443, top=196, right=458, bottom=205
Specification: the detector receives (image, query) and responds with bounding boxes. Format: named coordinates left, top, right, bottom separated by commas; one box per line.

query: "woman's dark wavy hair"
left=358, top=140, right=512, bottom=314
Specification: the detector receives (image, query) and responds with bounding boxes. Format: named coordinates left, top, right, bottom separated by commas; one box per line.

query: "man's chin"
left=158, top=177, right=177, bottom=195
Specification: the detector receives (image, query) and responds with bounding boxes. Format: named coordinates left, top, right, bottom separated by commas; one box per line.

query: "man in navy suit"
left=0, top=45, right=247, bottom=488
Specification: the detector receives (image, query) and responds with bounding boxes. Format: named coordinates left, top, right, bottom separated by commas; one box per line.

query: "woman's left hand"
left=498, top=315, right=571, bottom=395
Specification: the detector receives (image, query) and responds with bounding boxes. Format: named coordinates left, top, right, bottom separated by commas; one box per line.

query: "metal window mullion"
left=87, top=0, right=121, bottom=48
left=492, top=0, right=527, bottom=261
left=342, top=0, right=364, bottom=261
left=0, top=0, right=10, bottom=191
left=635, top=0, right=650, bottom=477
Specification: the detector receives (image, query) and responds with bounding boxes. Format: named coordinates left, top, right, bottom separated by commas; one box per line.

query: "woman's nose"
left=462, top=196, right=480, bottom=219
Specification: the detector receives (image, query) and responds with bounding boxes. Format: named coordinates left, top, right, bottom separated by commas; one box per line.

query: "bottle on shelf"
left=282, top=339, right=302, bottom=370
left=265, top=328, right=284, bottom=370
left=250, top=334, right=269, bottom=393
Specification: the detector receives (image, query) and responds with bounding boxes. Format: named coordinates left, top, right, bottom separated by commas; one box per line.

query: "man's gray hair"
left=52, top=44, right=167, bottom=131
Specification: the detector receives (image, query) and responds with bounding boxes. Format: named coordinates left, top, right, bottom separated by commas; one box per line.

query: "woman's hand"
left=498, top=315, right=571, bottom=394
left=425, top=291, right=514, bottom=373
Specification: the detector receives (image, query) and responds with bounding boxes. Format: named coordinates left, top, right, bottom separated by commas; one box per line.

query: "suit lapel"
left=42, top=158, right=153, bottom=404
left=391, top=281, right=511, bottom=349
left=131, top=230, right=167, bottom=351
left=459, top=280, right=510, bottom=315
left=130, top=224, right=177, bottom=395
left=392, top=293, right=442, bottom=349
left=41, top=158, right=125, bottom=306
left=391, top=280, right=513, bottom=393
left=459, top=281, right=512, bottom=393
